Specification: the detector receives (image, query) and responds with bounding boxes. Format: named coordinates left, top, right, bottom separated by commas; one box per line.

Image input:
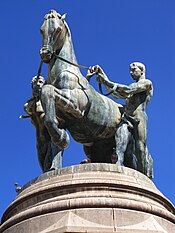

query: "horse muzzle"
left=40, top=46, right=53, bottom=63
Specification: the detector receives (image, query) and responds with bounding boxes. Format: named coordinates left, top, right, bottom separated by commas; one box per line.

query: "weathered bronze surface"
left=25, top=10, right=153, bottom=178
left=88, top=63, right=153, bottom=178
left=39, top=10, right=122, bottom=163
left=24, top=76, right=63, bottom=172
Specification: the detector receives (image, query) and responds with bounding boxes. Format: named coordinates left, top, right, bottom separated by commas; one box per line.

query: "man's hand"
left=24, top=102, right=32, bottom=115
left=86, top=65, right=109, bottom=84
left=24, top=98, right=36, bottom=115
left=86, top=65, right=98, bottom=81
left=95, top=65, right=109, bottom=84
left=96, top=73, right=109, bottom=84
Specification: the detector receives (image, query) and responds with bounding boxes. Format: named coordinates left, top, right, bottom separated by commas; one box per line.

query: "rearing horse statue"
left=39, top=10, right=123, bottom=164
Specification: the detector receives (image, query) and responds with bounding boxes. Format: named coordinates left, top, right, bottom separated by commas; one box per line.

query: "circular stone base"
left=1, top=164, right=175, bottom=233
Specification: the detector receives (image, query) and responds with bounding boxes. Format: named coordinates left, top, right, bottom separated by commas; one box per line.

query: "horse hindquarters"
left=41, top=85, right=70, bottom=150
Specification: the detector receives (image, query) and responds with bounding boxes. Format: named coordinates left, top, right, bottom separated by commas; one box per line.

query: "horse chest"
left=49, top=73, right=79, bottom=90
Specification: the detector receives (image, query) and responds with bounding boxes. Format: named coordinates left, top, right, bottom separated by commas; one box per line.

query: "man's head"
left=130, top=62, right=146, bottom=81
left=31, top=76, right=45, bottom=95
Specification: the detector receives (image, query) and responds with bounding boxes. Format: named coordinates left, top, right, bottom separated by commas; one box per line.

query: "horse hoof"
left=44, top=168, right=56, bottom=173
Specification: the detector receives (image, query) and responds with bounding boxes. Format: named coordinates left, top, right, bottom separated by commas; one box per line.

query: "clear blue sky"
left=0, top=0, right=174, bottom=219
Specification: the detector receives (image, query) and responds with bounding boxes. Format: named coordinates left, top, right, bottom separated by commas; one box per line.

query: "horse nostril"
left=40, top=46, right=52, bottom=54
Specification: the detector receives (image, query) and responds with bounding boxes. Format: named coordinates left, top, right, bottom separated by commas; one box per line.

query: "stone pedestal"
left=1, top=164, right=175, bottom=232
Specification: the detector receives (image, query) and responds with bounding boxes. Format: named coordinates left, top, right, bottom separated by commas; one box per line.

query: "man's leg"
left=134, top=113, right=147, bottom=174
left=145, top=146, right=154, bottom=179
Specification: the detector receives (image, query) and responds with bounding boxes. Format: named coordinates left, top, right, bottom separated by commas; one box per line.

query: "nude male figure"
left=24, top=76, right=63, bottom=172
left=88, top=62, right=153, bottom=177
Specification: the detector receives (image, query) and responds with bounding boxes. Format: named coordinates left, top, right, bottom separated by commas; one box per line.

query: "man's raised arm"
left=113, top=79, right=153, bottom=98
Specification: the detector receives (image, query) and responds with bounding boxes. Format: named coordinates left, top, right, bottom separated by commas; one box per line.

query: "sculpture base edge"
left=1, top=163, right=175, bottom=233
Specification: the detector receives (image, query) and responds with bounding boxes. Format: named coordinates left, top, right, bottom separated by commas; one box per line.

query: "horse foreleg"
left=124, top=138, right=137, bottom=170
left=54, top=89, right=85, bottom=118
left=43, top=142, right=63, bottom=171
left=41, top=85, right=70, bottom=150
left=49, top=144, right=63, bottom=170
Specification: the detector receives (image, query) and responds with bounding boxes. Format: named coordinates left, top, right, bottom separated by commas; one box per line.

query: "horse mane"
left=44, top=10, right=71, bottom=36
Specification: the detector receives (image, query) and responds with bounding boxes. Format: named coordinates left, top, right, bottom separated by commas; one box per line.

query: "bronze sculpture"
left=38, top=10, right=123, bottom=163
left=24, top=10, right=153, bottom=178
left=24, top=76, right=63, bottom=172
left=88, top=63, right=153, bottom=178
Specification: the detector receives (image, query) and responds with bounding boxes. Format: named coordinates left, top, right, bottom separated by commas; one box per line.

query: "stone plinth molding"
left=1, top=164, right=175, bottom=232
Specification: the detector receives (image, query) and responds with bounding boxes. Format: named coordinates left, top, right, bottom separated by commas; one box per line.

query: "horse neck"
left=49, top=34, right=82, bottom=76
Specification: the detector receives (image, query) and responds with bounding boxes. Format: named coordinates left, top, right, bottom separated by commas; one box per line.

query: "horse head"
left=40, top=10, right=70, bottom=63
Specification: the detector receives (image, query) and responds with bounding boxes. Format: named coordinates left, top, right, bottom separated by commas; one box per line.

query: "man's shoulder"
left=139, top=79, right=152, bottom=86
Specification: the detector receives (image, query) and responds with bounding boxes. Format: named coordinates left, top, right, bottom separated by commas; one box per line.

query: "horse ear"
left=61, top=13, right=67, bottom=21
